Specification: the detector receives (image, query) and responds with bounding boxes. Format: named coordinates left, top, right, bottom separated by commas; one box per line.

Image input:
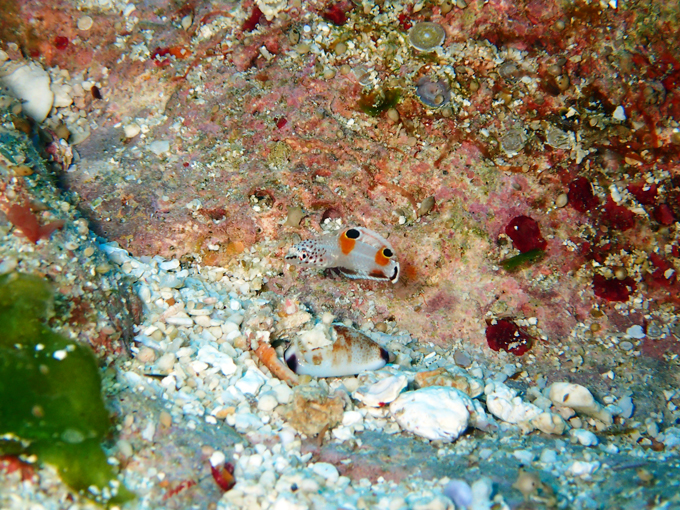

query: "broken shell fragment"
left=284, top=323, right=389, bottom=377
left=408, top=22, right=446, bottom=52
left=352, top=374, right=408, bottom=407
left=390, top=386, right=487, bottom=441
left=548, top=382, right=613, bottom=426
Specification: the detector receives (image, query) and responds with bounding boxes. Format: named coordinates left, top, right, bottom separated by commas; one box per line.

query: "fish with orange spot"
left=285, top=227, right=400, bottom=283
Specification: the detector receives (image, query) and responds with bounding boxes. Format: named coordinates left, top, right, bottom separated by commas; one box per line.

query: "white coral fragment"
left=256, top=0, right=288, bottom=21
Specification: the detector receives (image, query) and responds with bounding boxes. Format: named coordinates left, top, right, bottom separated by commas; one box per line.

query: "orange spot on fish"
left=339, top=232, right=356, bottom=255
left=375, top=248, right=390, bottom=266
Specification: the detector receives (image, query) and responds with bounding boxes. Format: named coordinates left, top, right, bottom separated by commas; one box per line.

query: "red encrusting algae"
left=592, top=274, right=636, bottom=302
left=504, top=216, right=547, bottom=253
left=485, top=319, right=533, bottom=356
left=4, top=203, right=64, bottom=244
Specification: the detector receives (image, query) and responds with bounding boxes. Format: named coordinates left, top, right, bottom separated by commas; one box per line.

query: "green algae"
left=358, top=88, right=401, bottom=116
left=0, top=273, right=133, bottom=506
left=500, top=249, right=545, bottom=271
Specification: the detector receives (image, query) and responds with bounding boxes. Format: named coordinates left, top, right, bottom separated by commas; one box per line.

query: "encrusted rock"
left=279, top=384, right=344, bottom=436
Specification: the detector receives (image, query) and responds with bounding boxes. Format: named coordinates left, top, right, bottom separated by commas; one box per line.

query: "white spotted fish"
left=285, top=227, right=400, bottom=283
left=284, top=323, right=389, bottom=378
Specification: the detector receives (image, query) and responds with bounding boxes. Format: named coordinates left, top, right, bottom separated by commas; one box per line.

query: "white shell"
left=285, top=227, right=400, bottom=283
left=352, top=374, right=408, bottom=407
left=548, top=382, right=613, bottom=425
left=389, top=387, right=474, bottom=441
left=284, top=323, right=389, bottom=377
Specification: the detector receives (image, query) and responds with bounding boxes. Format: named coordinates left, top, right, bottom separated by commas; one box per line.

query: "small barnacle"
left=545, top=125, right=573, bottom=149
left=646, top=321, right=664, bottom=339
left=500, top=125, right=527, bottom=156
left=408, top=22, right=446, bottom=52
left=415, top=76, right=451, bottom=108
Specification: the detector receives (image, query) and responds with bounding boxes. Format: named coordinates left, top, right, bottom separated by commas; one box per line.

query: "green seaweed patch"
left=0, top=273, right=134, bottom=506
left=358, top=88, right=401, bottom=116
left=500, top=249, right=545, bottom=272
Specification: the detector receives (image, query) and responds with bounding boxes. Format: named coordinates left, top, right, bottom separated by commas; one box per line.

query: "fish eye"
left=382, top=248, right=393, bottom=258
left=345, top=228, right=361, bottom=239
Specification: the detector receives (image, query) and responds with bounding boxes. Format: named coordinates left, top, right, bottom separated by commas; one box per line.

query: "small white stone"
left=618, top=396, right=634, bottom=418
left=531, top=412, right=567, bottom=435
left=53, top=349, right=68, bottom=360
left=626, top=325, right=645, bottom=339
left=513, top=449, right=534, bottom=464
left=155, top=352, right=176, bottom=372
left=309, top=462, right=339, bottom=484
left=210, top=450, right=226, bottom=467
left=342, top=410, right=363, bottom=427
left=257, top=391, right=279, bottom=412
left=470, top=477, right=494, bottom=509
left=123, top=123, right=141, bottom=138
left=272, top=383, right=293, bottom=404
left=235, top=368, right=266, bottom=395
left=148, top=140, right=170, bottom=155
left=160, top=259, right=180, bottom=271
left=539, top=449, right=557, bottom=464
left=612, top=105, right=626, bottom=121
left=569, top=460, right=600, bottom=476
left=166, top=316, right=194, bottom=327
left=570, top=428, right=599, bottom=446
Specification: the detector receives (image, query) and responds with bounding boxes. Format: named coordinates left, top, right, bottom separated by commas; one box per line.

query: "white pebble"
left=257, top=391, right=279, bottom=412
left=272, top=383, right=293, bottom=404
left=570, top=429, right=599, bottom=446
left=148, top=140, right=170, bottom=156
left=155, top=353, right=176, bottom=372
left=123, top=123, right=141, bottom=138
left=539, top=449, right=557, bottom=464
left=160, top=259, right=180, bottom=271
left=235, top=368, right=266, bottom=395
left=569, top=460, right=600, bottom=476
left=309, top=462, right=339, bottom=484
left=626, top=325, right=645, bottom=339
left=612, top=105, right=626, bottom=121
left=513, top=449, right=535, bottom=464
left=210, top=450, right=226, bottom=467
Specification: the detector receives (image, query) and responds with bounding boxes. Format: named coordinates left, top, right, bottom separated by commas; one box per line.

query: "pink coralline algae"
left=568, top=177, right=599, bottom=213
left=592, top=274, right=636, bottom=302
left=505, top=216, right=547, bottom=253
left=485, top=319, right=532, bottom=356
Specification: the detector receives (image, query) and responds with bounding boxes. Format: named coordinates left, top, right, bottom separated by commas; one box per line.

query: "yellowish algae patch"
left=0, top=273, right=133, bottom=506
